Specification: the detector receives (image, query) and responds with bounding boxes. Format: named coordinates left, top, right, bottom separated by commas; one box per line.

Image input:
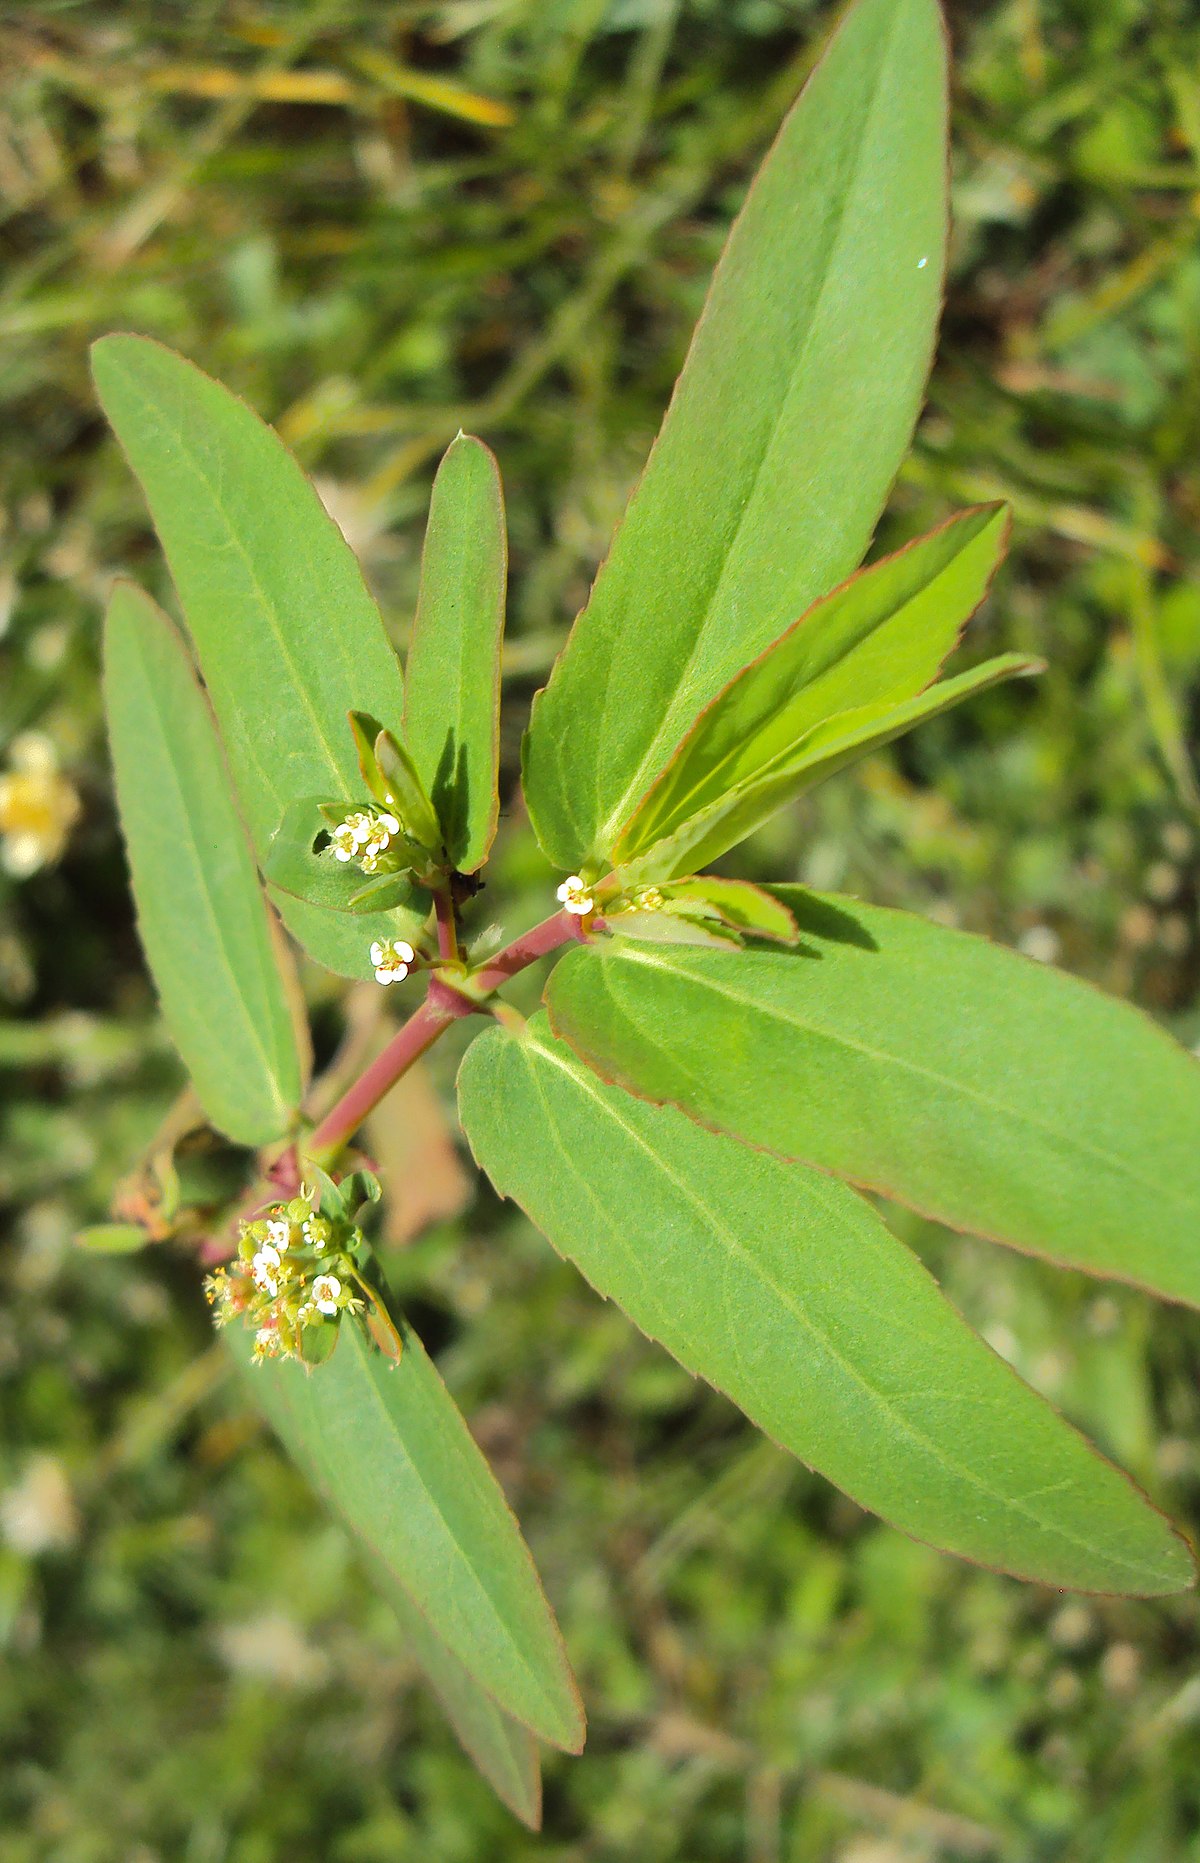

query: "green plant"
left=89, top=0, right=1199, bottom=1827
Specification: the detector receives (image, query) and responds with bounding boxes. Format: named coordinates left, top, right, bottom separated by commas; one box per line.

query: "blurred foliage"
left=2, top=0, right=1200, bottom=1855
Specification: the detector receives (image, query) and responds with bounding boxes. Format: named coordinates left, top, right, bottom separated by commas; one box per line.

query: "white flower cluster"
left=329, top=805, right=402, bottom=874
left=205, top=1186, right=364, bottom=1364
left=556, top=874, right=594, bottom=916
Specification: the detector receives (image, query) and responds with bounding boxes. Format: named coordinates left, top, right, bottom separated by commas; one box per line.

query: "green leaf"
left=619, top=652, right=1039, bottom=884
left=278, top=892, right=416, bottom=982
left=608, top=878, right=798, bottom=946
left=612, top=505, right=1011, bottom=873
left=545, top=891, right=1200, bottom=1309
left=458, top=1015, right=1191, bottom=1595
left=104, top=582, right=303, bottom=1145
left=374, top=728, right=443, bottom=855
left=90, top=334, right=424, bottom=977
left=403, top=434, right=506, bottom=872
left=347, top=871, right=418, bottom=913
left=75, top=1223, right=148, bottom=1254
left=522, top=0, right=949, bottom=871
left=348, top=710, right=392, bottom=804
left=382, top=1574, right=542, bottom=1828
left=657, top=878, right=798, bottom=944
left=264, top=797, right=427, bottom=919
left=228, top=1317, right=584, bottom=1752
left=264, top=797, right=367, bottom=912
left=605, top=910, right=743, bottom=950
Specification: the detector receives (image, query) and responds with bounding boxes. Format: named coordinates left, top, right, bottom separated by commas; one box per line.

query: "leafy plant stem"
left=435, top=887, right=460, bottom=963
left=306, top=990, right=461, bottom=1168
left=305, top=908, right=589, bottom=1167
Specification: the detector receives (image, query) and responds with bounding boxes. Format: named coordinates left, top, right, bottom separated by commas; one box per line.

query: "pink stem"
left=305, top=908, right=589, bottom=1166
left=306, top=989, right=459, bottom=1166
left=470, top=906, right=589, bottom=994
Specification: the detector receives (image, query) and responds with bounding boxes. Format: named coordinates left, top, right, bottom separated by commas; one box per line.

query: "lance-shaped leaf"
left=618, top=653, right=1039, bottom=884
left=655, top=877, right=799, bottom=943
left=545, top=893, right=1200, bottom=1309
left=227, top=1317, right=584, bottom=1753
left=375, top=727, right=443, bottom=856
left=604, top=876, right=796, bottom=949
left=403, top=435, right=506, bottom=873
left=381, top=1573, right=542, bottom=1828
left=104, top=582, right=303, bottom=1145
left=459, top=1016, right=1191, bottom=1594
left=612, top=505, right=1012, bottom=875
left=90, top=334, right=424, bottom=978
left=522, top=0, right=948, bottom=872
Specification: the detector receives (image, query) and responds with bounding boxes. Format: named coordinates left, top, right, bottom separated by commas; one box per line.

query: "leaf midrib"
left=330, top=1329, right=570, bottom=1739
left=626, top=556, right=962, bottom=848
left=523, top=1028, right=1169, bottom=1584
left=126, top=641, right=288, bottom=1111
left=109, top=354, right=354, bottom=832
left=592, top=1, right=906, bottom=856
left=597, top=944, right=1196, bottom=1221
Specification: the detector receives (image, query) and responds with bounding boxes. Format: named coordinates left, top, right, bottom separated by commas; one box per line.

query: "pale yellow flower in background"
left=0, top=732, right=80, bottom=878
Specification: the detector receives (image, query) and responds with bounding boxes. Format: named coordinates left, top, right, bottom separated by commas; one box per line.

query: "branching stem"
left=303, top=906, right=589, bottom=1167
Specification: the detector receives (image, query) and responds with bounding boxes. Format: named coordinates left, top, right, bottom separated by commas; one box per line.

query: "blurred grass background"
left=3, top=0, right=1200, bottom=1856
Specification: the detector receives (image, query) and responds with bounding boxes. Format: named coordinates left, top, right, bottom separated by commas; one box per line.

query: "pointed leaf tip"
left=523, top=0, right=949, bottom=868
left=92, top=333, right=423, bottom=978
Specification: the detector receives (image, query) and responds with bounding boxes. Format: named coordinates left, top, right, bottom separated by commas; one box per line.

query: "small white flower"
left=251, top=1244, right=282, bottom=1297
left=265, top=1217, right=292, bottom=1252
left=556, top=874, right=594, bottom=916
left=311, top=1274, right=343, bottom=1316
left=359, top=810, right=401, bottom=871
left=370, top=937, right=415, bottom=985
left=254, top=1325, right=280, bottom=1358
left=329, top=811, right=375, bottom=862
left=301, top=1217, right=328, bottom=1253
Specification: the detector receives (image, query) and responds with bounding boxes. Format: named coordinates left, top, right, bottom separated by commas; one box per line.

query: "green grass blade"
left=523, top=0, right=948, bottom=871
left=459, top=1015, right=1191, bottom=1595
left=91, top=334, right=424, bottom=977
left=612, top=506, right=1009, bottom=870
left=228, top=1318, right=584, bottom=1754
left=545, top=894, right=1200, bottom=1309
left=103, top=582, right=303, bottom=1146
left=403, top=434, right=506, bottom=873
